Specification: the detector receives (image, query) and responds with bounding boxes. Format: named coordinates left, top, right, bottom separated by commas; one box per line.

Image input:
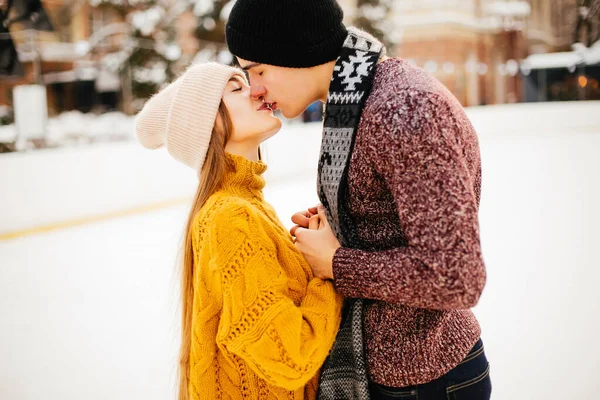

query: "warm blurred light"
left=520, top=60, right=532, bottom=76
left=506, top=59, right=519, bottom=76
left=442, top=62, right=455, bottom=75
left=478, top=63, right=488, bottom=76
left=497, top=64, right=507, bottom=76
left=591, top=79, right=599, bottom=89
left=424, top=61, right=438, bottom=73
left=466, top=60, right=478, bottom=73
left=578, top=75, right=588, bottom=88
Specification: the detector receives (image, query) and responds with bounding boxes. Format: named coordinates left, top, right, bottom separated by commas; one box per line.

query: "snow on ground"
left=0, top=121, right=321, bottom=235
left=1, top=100, right=598, bottom=146
left=0, top=110, right=135, bottom=150
left=1, top=102, right=600, bottom=400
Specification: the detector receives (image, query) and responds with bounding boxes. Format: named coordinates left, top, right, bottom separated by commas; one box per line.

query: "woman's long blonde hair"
left=178, top=101, right=233, bottom=400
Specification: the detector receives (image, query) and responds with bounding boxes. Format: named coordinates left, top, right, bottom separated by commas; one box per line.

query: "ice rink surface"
left=1, top=102, right=599, bottom=399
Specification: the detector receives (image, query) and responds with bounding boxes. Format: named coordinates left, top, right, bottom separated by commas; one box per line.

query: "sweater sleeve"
left=332, top=92, right=486, bottom=310
left=212, top=204, right=342, bottom=391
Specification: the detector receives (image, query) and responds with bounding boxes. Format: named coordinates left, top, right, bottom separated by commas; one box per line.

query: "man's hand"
left=294, top=205, right=341, bottom=280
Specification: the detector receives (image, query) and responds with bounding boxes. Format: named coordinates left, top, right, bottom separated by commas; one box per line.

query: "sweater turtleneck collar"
left=220, top=152, right=267, bottom=200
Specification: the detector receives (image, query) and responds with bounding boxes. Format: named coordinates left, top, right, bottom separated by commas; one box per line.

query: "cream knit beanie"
left=135, top=62, right=247, bottom=173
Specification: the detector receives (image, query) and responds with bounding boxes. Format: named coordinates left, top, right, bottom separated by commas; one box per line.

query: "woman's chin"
left=261, top=121, right=282, bottom=142
left=270, top=119, right=283, bottom=133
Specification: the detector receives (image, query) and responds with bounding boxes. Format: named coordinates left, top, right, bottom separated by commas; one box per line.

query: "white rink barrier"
left=0, top=122, right=323, bottom=237
left=1, top=102, right=598, bottom=237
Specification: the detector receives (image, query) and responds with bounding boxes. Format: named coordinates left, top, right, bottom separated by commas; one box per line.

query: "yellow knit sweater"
left=188, top=153, right=342, bottom=400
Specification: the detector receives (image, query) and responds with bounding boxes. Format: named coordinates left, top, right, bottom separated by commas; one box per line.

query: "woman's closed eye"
left=232, top=86, right=242, bottom=92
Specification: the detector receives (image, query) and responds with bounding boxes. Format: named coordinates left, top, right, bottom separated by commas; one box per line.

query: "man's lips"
left=258, top=102, right=278, bottom=111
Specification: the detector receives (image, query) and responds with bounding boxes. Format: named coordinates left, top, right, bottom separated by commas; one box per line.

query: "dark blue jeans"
left=369, top=339, right=491, bottom=400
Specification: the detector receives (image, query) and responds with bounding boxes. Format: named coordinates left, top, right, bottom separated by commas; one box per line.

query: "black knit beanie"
left=226, top=0, right=348, bottom=68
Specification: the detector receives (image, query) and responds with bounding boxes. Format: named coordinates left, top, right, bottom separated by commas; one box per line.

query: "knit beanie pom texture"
left=135, top=62, right=247, bottom=173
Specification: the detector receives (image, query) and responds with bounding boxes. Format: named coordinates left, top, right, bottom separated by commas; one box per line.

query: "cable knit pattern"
left=331, top=58, right=486, bottom=387
left=189, top=153, right=342, bottom=400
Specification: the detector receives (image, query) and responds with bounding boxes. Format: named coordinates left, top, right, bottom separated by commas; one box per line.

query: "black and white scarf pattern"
left=316, top=27, right=385, bottom=400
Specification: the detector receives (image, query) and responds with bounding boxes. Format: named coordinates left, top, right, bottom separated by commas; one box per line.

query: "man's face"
left=236, top=57, right=322, bottom=120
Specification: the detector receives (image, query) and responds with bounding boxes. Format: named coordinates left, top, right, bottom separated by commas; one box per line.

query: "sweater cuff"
left=332, top=247, right=363, bottom=298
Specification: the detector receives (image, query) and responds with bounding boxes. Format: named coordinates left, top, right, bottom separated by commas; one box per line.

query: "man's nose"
left=250, top=84, right=267, bottom=101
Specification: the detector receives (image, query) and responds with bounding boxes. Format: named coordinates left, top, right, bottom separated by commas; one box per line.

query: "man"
left=226, top=1, right=490, bottom=399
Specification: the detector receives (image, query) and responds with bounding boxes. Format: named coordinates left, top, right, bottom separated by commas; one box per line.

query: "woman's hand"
left=294, top=206, right=341, bottom=280
left=308, top=213, right=323, bottom=230
left=290, top=205, right=319, bottom=236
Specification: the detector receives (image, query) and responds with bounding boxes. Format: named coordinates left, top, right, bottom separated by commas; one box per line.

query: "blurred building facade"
left=338, top=0, right=583, bottom=106
left=1, top=0, right=259, bottom=117
left=0, top=0, right=124, bottom=113
left=1, top=0, right=598, bottom=116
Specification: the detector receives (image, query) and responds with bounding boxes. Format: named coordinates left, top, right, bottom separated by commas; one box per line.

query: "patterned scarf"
left=316, top=27, right=385, bottom=400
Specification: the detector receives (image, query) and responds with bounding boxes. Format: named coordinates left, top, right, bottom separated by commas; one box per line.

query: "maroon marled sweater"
left=332, top=58, right=486, bottom=387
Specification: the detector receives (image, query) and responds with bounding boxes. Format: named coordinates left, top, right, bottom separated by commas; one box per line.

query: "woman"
left=135, top=63, right=342, bottom=400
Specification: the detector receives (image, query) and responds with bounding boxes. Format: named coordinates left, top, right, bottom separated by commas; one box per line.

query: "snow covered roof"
left=583, top=41, right=600, bottom=65
left=523, top=41, right=600, bottom=70
left=43, top=70, right=77, bottom=85
left=524, top=52, right=582, bottom=70
left=18, top=42, right=79, bottom=63
left=486, top=1, right=531, bottom=18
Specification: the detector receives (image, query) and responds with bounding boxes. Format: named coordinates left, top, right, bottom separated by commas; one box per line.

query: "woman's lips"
left=258, top=102, right=277, bottom=111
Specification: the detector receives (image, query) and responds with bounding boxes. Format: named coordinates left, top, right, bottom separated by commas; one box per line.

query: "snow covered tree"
left=87, top=0, right=184, bottom=112
left=189, top=0, right=235, bottom=65
left=354, top=0, right=402, bottom=55
left=574, top=0, right=600, bottom=46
